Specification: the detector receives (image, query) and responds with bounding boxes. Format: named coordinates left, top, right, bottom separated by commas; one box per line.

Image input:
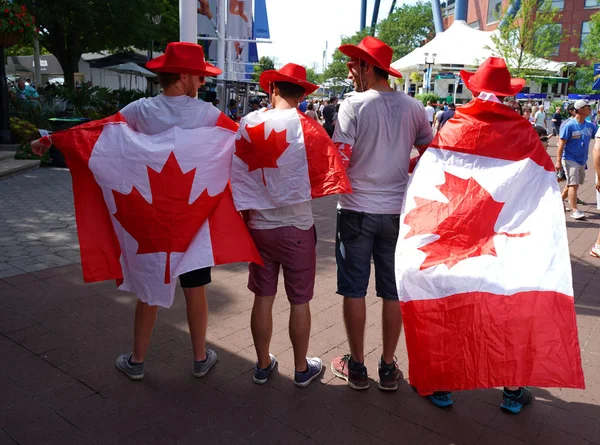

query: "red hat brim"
left=146, top=55, right=222, bottom=77
left=338, top=44, right=403, bottom=78
left=259, top=70, right=319, bottom=95
left=460, top=70, right=525, bottom=97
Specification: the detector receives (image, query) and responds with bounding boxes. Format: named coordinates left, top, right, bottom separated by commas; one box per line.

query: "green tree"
left=22, top=0, right=177, bottom=88
left=489, top=0, right=567, bottom=77
left=377, top=1, right=434, bottom=60
left=252, top=56, right=275, bottom=82
left=580, top=10, right=600, bottom=62
left=304, top=67, right=322, bottom=85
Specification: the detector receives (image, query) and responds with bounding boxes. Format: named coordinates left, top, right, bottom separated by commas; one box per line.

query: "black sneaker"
left=331, top=354, right=369, bottom=390
left=378, top=357, right=400, bottom=391
left=500, top=387, right=533, bottom=414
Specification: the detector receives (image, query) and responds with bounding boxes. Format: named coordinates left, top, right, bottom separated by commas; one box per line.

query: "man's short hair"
left=448, top=103, right=456, bottom=109
left=274, top=81, right=305, bottom=99
left=372, top=65, right=389, bottom=80
left=157, top=72, right=180, bottom=88
left=329, top=95, right=338, bottom=102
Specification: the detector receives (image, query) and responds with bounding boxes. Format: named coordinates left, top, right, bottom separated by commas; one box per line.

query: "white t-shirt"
left=248, top=201, right=314, bottom=230
left=333, top=89, right=433, bottom=214
left=425, top=105, right=435, bottom=122
left=534, top=110, right=546, bottom=127
left=120, top=95, right=221, bottom=135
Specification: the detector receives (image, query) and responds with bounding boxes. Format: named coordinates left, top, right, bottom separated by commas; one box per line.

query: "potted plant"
left=0, top=1, right=37, bottom=48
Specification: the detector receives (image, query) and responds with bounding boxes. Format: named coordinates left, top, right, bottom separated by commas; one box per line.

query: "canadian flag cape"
left=397, top=99, right=584, bottom=394
left=49, top=113, right=262, bottom=308
left=231, top=108, right=351, bottom=210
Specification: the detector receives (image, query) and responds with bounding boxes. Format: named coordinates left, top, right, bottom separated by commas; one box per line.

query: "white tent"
left=391, top=20, right=572, bottom=76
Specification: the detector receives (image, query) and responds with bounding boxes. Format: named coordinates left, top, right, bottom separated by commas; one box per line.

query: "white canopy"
left=391, top=20, right=571, bottom=76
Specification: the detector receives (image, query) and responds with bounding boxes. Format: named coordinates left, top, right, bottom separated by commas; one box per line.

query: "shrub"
left=415, top=93, right=441, bottom=106
left=10, top=116, right=50, bottom=165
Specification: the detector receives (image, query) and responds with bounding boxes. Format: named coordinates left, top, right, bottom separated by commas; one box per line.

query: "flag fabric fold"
left=50, top=115, right=262, bottom=308
left=231, top=108, right=351, bottom=211
left=396, top=99, right=584, bottom=394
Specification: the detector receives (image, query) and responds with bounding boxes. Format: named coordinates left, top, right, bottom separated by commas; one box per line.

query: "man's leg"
left=132, top=300, right=159, bottom=363
left=332, top=210, right=374, bottom=389
left=568, top=185, right=579, bottom=211
left=183, top=286, right=208, bottom=361
left=251, top=294, right=276, bottom=369
left=381, top=300, right=402, bottom=364
left=289, top=302, right=311, bottom=371
left=343, top=298, right=366, bottom=362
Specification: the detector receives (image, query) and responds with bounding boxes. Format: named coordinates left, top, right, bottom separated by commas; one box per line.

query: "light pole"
left=423, top=52, right=436, bottom=94
left=146, top=14, right=161, bottom=95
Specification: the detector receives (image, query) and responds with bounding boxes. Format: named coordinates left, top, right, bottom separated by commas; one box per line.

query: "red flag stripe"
left=401, top=290, right=585, bottom=394
left=50, top=114, right=125, bottom=283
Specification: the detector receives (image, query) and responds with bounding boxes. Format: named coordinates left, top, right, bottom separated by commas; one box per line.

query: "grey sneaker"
left=193, top=348, right=217, bottom=377
left=294, top=357, right=323, bottom=387
left=115, top=353, right=145, bottom=380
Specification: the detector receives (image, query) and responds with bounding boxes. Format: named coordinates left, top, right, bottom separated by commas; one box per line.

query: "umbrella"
left=104, top=62, right=157, bottom=90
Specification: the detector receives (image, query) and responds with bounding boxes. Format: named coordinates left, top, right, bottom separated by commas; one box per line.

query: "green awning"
left=525, top=76, right=569, bottom=84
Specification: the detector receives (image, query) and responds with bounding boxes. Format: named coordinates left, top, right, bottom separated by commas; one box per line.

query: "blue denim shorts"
left=335, top=209, right=400, bottom=300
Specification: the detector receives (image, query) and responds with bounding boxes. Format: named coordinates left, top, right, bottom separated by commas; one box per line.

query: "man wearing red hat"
left=33, top=42, right=239, bottom=381
left=399, top=57, right=580, bottom=414
left=231, top=63, right=351, bottom=387
left=328, top=36, right=433, bottom=392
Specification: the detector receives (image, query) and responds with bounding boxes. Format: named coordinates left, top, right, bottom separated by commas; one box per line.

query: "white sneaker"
left=570, top=210, right=585, bottom=220
left=591, top=245, right=600, bottom=258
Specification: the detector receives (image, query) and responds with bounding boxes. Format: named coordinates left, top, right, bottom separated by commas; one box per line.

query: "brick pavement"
left=1, top=140, right=600, bottom=445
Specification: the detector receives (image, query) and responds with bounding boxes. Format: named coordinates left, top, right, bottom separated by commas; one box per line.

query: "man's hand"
left=31, top=136, right=51, bottom=156
left=555, top=160, right=563, bottom=172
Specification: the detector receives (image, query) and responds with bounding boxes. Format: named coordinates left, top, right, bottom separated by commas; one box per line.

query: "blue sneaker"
left=426, top=392, right=454, bottom=408
left=500, top=387, right=533, bottom=414
left=294, top=357, right=323, bottom=388
left=253, top=354, right=277, bottom=384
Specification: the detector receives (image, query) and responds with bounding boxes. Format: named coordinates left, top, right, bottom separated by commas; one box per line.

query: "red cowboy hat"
left=460, top=57, right=525, bottom=97
left=338, top=36, right=402, bottom=78
left=259, top=63, right=319, bottom=95
left=146, top=42, right=222, bottom=77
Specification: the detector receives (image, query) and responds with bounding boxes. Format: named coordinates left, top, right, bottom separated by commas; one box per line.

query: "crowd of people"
left=31, top=37, right=596, bottom=418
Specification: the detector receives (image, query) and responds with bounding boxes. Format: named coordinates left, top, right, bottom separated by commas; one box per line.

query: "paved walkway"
left=1, top=140, right=600, bottom=445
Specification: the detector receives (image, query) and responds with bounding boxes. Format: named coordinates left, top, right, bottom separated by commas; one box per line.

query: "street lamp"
left=423, top=52, right=437, bottom=94
left=146, top=14, right=162, bottom=94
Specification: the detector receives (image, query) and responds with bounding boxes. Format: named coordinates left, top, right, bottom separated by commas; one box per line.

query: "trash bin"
left=47, top=117, right=91, bottom=168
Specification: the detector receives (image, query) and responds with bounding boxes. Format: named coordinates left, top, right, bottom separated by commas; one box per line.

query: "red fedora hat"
left=260, top=63, right=319, bottom=95
left=460, top=57, right=525, bottom=97
left=339, top=36, right=402, bottom=78
left=146, top=42, right=222, bottom=77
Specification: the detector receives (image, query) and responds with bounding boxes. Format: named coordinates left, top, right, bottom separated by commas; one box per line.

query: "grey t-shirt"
left=333, top=90, right=433, bottom=214
left=120, top=95, right=221, bottom=135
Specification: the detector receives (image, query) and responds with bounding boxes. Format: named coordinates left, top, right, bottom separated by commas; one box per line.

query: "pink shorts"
left=248, top=226, right=316, bottom=305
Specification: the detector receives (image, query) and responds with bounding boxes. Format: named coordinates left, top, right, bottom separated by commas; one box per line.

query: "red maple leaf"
left=404, top=172, right=529, bottom=271
left=112, top=152, right=220, bottom=284
left=235, top=121, right=289, bottom=186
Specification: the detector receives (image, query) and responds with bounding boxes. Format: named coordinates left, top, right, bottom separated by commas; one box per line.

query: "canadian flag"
left=49, top=114, right=262, bottom=307
left=231, top=108, right=351, bottom=210
left=396, top=99, right=584, bottom=394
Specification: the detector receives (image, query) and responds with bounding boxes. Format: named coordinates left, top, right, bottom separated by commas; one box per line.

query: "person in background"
left=523, top=108, right=533, bottom=123
left=591, top=131, right=600, bottom=258
left=433, top=105, right=445, bottom=135
left=323, top=96, right=338, bottom=138
left=298, top=97, right=308, bottom=113
left=425, top=100, right=435, bottom=127
left=557, top=99, right=598, bottom=220
left=534, top=105, right=546, bottom=129
left=437, top=103, right=456, bottom=129
left=552, top=106, right=563, bottom=137
left=305, top=102, right=318, bottom=120
left=15, top=77, right=39, bottom=99
left=228, top=98, right=239, bottom=121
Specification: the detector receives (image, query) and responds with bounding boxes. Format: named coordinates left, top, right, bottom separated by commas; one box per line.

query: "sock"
left=504, top=387, right=521, bottom=396
left=349, top=357, right=365, bottom=370
left=380, top=356, right=394, bottom=369
left=128, top=356, right=143, bottom=366
left=296, top=362, right=309, bottom=374
left=194, top=355, right=208, bottom=364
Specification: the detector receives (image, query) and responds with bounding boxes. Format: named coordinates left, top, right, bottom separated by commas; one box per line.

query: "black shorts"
left=179, top=267, right=212, bottom=288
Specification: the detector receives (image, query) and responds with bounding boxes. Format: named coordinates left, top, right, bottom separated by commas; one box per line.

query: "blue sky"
left=258, top=0, right=419, bottom=72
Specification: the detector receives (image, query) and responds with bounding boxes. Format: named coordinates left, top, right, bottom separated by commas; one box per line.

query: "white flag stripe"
left=232, top=108, right=312, bottom=211
left=88, top=123, right=234, bottom=307
left=396, top=148, right=573, bottom=302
